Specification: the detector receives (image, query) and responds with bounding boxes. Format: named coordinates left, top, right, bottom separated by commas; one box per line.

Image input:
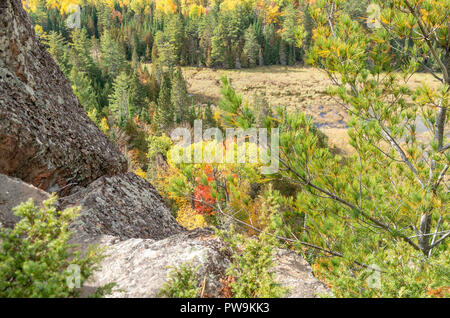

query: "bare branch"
left=187, top=194, right=384, bottom=272
left=378, top=122, right=425, bottom=188
left=430, top=231, right=450, bottom=250
left=433, top=164, right=449, bottom=193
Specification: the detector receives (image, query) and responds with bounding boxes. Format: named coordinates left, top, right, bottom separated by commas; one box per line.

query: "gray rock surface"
left=272, top=249, right=332, bottom=298
left=83, top=233, right=332, bottom=298
left=0, top=0, right=127, bottom=194
left=58, top=172, right=185, bottom=240
left=82, top=228, right=232, bottom=298
left=0, top=175, right=331, bottom=298
left=0, top=173, right=49, bottom=228
left=0, top=172, right=184, bottom=241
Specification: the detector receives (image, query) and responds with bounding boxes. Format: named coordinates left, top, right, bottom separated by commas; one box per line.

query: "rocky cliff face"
left=58, top=172, right=185, bottom=240
left=0, top=174, right=228, bottom=297
left=0, top=0, right=127, bottom=194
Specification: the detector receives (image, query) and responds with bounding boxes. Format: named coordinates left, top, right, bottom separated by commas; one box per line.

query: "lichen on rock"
left=0, top=0, right=127, bottom=194
left=0, top=173, right=49, bottom=228
left=81, top=228, right=232, bottom=298
left=58, top=172, right=185, bottom=241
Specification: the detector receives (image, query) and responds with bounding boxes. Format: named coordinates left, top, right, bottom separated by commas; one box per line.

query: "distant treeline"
left=27, top=0, right=377, bottom=68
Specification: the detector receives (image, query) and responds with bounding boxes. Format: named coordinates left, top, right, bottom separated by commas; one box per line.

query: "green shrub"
left=218, top=190, right=288, bottom=298
left=158, top=262, right=201, bottom=298
left=316, top=242, right=450, bottom=298
left=147, top=133, right=173, bottom=163
left=0, top=195, right=112, bottom=298
left=220, top=229, right=287, bottom=298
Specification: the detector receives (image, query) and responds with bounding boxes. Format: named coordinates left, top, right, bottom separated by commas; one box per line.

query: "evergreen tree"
left=69, top=28, right=105, bottom=109
left=166, top=14, right=184, bottom=65
left=151, top=40, right=158, bottom=63
left=129, top=70, right=148, bottom=119
left=153, top=73, right=174, bottom=133
left=211, top=21, right=227, bottom=66
left=243, top=25, right=260, bottom=68
left=171, top=67, right=189, bottom=123
left=155, top=14, right=184, bottom=67
left=145, top=44, right=151, bottom=62
left=131, top=47, right=139, bottom=69
left=199, top=13, right=216, bottom=67
left=148, top=67, right=160, bottom=102
left=0, top=195, right=112, bottom=297
left=263, top=24, right=279, bottom=65
left=203, top=103, right=216, bottom=129
left=109, top=71, right=132, bottom=126
left=281, top=3, right=306, bottom=65
left=45, top=31, right=71, bottom=76
left=97, top=4, right=114, bottom=33
left=152, top=60, right=164, bottom=86
left=100, top=29, right=126, bottom=79
left=69, top=66, right=99, bottom=114
left=70, top=28, right=98, bottom=81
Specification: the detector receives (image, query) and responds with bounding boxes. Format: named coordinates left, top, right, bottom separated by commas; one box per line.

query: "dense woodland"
left=11, top=0, right=449, bottom=298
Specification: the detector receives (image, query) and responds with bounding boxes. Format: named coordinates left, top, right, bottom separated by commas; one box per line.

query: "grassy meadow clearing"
left=177, top=65, right=443, bottom=155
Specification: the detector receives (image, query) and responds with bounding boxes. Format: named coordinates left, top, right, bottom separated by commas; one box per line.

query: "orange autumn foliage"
left=426, top=286, right=450, bottom=298
left=193, top=165, right=216, bottom=215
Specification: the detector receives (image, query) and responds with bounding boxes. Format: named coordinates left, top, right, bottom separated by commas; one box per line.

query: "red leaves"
left=219, top=276, right=235, bottom=298
left=111, top=9, right=123, bottom=23
left=193, top=184, right=215, bottom=215
left=426, top=286, right=450, bottom=298
left=193, top=165, right=216, bottom=215
left=192, top=164, right=238, bottom=215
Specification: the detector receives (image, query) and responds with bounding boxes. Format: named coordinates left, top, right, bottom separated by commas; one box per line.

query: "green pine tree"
left=243, top=25, right=260, bottom=68
left=171, top=67, right=189, bottom=123
left=153, top=73, right=174, bottom=133
left=0, top=195, right=113, bottom=297
left=151, top=40, right=158, bottom=63
left=69, top=65, right=99, bottom=114
left=109, top=71, right=133, bottom=126
left=281, top=3, right=306, bottom=65
left=45, top=31, right=71, bottom=76
left=154, top=14, right=184, bottom=68
left=203, top=103, right=217, bottom=129
left=69, top=28, right=99, bottom=82
left=129, top=70, right=148, bottom=119
left=100, top=29, right=126, bottom=79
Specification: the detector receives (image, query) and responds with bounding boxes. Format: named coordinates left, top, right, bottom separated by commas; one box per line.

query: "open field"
left=180, top=65, right=442, bottom=154
left=183, top=65, right=344, bottom=127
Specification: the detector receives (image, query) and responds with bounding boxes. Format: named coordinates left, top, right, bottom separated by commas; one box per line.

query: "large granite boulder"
left=0, top=172, right=184, bottom=240
left=82, top=232, right=332, bottom=298
left=82, top=228, right=232, bottom=298
left=0, top=0, right=127, bottom=194
left=58, top=172, right=185, bottom=240
left=0, top=173, right=49, bottom=228
left=272, top=249, right=332, bottom=298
